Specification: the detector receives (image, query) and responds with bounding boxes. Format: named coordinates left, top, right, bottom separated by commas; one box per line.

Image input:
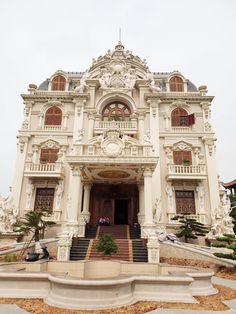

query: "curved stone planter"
left=0, top=260, right=217, bottom=310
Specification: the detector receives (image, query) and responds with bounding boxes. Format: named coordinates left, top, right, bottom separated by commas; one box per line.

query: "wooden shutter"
left=173, top=151, right=192, bottom=165
left=40, top=149, right=59, bottom=163
left=45, top=106, right=62, bottom=125
left=188, top=113, right=195, bottom=126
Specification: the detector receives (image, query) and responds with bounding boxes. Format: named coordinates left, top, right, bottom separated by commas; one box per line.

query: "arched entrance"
left=89, top=184, right=139, bottom=225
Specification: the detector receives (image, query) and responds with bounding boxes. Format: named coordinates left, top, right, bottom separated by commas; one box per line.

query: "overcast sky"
left=0, top=0, right=235, bottom=196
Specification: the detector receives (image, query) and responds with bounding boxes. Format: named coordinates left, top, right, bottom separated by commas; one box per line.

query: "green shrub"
left=96, top=234, right=118, bottom=256
left=216, top=236, right=234, bottom=244
left=213, top=252, right=236, bottom=260
left=4, top=254, right=18, bottom=262
left=211, top=242, right=227, bottom=248
left=227, top=243, right=236, bottom=252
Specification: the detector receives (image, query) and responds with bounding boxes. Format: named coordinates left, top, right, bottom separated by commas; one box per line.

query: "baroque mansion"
left=10, top=42, right=227, bottom=240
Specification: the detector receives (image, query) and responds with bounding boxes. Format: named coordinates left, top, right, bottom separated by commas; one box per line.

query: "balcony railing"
left=166, top=164, right=206, bottom=180
left=43, top=125, right=63, bottom=131
left=167, top=213, right=206, bottom=224
left=171, top=127, right=191, bottom=133
left=24, top=162, right=65, bottom=178
left=94, top=120, right=138, bottom=134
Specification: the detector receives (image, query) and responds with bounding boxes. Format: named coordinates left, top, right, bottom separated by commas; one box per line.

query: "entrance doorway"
left=114, top=199, right=128, bottom=224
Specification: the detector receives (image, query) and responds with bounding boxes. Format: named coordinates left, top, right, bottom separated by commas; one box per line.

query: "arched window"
left=45, top=106, right=62, bottom=125
left=169, top=76, right=184, bottom=92
left=102, top=102, right=131, bottom=121
left=51, top=75, right=66, bottom=91
left=171, top=108, right=189, bottom=126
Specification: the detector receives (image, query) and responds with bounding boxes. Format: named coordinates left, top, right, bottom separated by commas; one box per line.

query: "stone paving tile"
left=0, top=304, right=31, bottom=314
left=212, top=276, right=236, bottom=289
left=146, top=308, right=236, bottom=314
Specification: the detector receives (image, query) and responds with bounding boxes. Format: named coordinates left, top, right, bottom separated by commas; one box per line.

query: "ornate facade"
left=9, top=42, right=233, bottom=239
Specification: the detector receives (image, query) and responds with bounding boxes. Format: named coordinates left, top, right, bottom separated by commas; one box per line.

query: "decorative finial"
left=119, top=27, right=121, bottom=42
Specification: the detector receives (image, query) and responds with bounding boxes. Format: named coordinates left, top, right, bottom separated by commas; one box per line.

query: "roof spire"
left=119, top=27, right=121, bottom=42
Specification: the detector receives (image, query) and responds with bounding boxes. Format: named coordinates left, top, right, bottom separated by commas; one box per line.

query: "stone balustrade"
left=24, top=162, right=65, bottom=178
left=94, top=120, right=138, bottom=133
left=167, top=164, right=206, bottom=180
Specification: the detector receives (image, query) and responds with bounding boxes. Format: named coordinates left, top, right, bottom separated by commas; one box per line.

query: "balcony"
left=167, top=213, right=206, bottom=224
left=94, top=120, right=138, bottom=134
left=166, top=164, right=206, bottom=180
left=24, top=162, right=65, bottom=178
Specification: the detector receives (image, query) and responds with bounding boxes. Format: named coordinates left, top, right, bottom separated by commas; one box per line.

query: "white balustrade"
left=171, top=127, right=191, bottom=133
left=167, top=164, right=206, bottom=177
left=94, top=120, right=137, bottom=131
left=24, top=162, right=65, bottom=177
left=43, top=125, right=63, bottom=131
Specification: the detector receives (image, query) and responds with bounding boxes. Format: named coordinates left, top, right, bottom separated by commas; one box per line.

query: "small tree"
left=96, top=234, right=118, bottom=256
left=171, top=215, right=208, bottom=243
left=13, top=211, right=56, bottom=247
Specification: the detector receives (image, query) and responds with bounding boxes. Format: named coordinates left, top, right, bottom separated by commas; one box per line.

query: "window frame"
left=51, top=75, right=66, bottom=91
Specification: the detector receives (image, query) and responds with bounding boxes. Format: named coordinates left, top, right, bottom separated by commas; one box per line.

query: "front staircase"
left=70, top=224, right=148, bottom=262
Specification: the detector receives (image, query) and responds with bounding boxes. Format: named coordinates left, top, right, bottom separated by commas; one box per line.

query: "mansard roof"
left=37, top=42, right=198, bottom=92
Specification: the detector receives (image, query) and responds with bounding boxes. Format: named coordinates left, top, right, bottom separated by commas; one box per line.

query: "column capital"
left=142, top=167, right=154, bottom=177
left=83, top=182, right=93, bottom=191
left=71, top=165, right=84, bottom=176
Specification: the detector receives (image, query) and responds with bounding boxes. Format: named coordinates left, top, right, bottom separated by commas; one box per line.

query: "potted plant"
left=13, top=211, right=56, bottom=261
left=96, top=234, right=118, bottom=258
left=182, top=159, right=190, bottom=166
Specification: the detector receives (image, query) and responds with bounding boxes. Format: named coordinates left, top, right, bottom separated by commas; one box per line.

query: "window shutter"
left=188, top=113, right=195, bottom=126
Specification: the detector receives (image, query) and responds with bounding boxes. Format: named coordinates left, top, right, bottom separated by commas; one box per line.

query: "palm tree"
left=13, top=211, right=56, bottom=246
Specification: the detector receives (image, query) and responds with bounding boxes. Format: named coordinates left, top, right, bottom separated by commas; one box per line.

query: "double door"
left=100, top=199, right=129, bottom=225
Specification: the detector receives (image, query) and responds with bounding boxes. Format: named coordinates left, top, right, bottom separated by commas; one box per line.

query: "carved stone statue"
left=26, top=182, right=34, bottom=209
left=143, top=131, right=151, bottom=144
left=166, top=183, right=174, bottom=212
left=77, top=129, right=84, bottom=143
left=55, top=181, right=64, bottom=210
left=124, top=69, right=136, bottom=88
left=153, top=197, right=162, bottom=223
left=0, top=194, right=17, bottom=233
left=196, top=184, right=205, bottom=213
left=149, top=79, right=161, bottom=92
left=99, top=70, right=112, bottom=88
left=74, top=71, right=89, bottom=93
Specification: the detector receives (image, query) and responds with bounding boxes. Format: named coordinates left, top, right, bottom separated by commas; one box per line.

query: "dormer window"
left=169, top=76, right=184, bottom=92
left=51, top=75, right=66, bottom=91
left=45, top=106, right=62, bottom=125
left=171, top=108, right=195, bottom=127
left=102, top=102, right=131, bottom=121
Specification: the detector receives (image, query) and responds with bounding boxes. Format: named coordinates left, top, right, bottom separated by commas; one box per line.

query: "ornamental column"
left=81, top=183, right=92, bottom=223
left=72, top=98, right=86, bottom=144
left=138, top=112, right=145, bottom=143
left=143, top=167, right=154, bottom=225
left=88, top=113, right=95, bottom=140
left=66, top=166, right=83, bottom=235
left=137, top=183, right=145, bottom=224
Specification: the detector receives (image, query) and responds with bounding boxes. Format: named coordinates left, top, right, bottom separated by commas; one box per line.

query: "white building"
left=10, top=42, right=229, bottom=239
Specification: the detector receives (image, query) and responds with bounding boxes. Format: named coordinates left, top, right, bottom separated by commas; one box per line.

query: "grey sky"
left=0, top=0, right=235, bottom=196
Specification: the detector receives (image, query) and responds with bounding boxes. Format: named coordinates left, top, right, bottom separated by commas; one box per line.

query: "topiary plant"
left=96, top=234, right=118, bottom=256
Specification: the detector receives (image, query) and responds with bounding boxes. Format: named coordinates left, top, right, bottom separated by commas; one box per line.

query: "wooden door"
left=101, top=199, right=114, bottom=224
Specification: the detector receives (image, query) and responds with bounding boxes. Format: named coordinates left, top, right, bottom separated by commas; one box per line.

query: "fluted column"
left=82, top=183, right=92, bottom=223
left=143, top=167, right=154, bottom=225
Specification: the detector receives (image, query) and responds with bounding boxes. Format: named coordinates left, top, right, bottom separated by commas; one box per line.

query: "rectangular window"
left=40, top=149, right=59, bottom=163
left=173, top=151, right=192, bottom=165
left=34, top=188, right=55, bottom=212
left=175, top=190, right=195, bottom=214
